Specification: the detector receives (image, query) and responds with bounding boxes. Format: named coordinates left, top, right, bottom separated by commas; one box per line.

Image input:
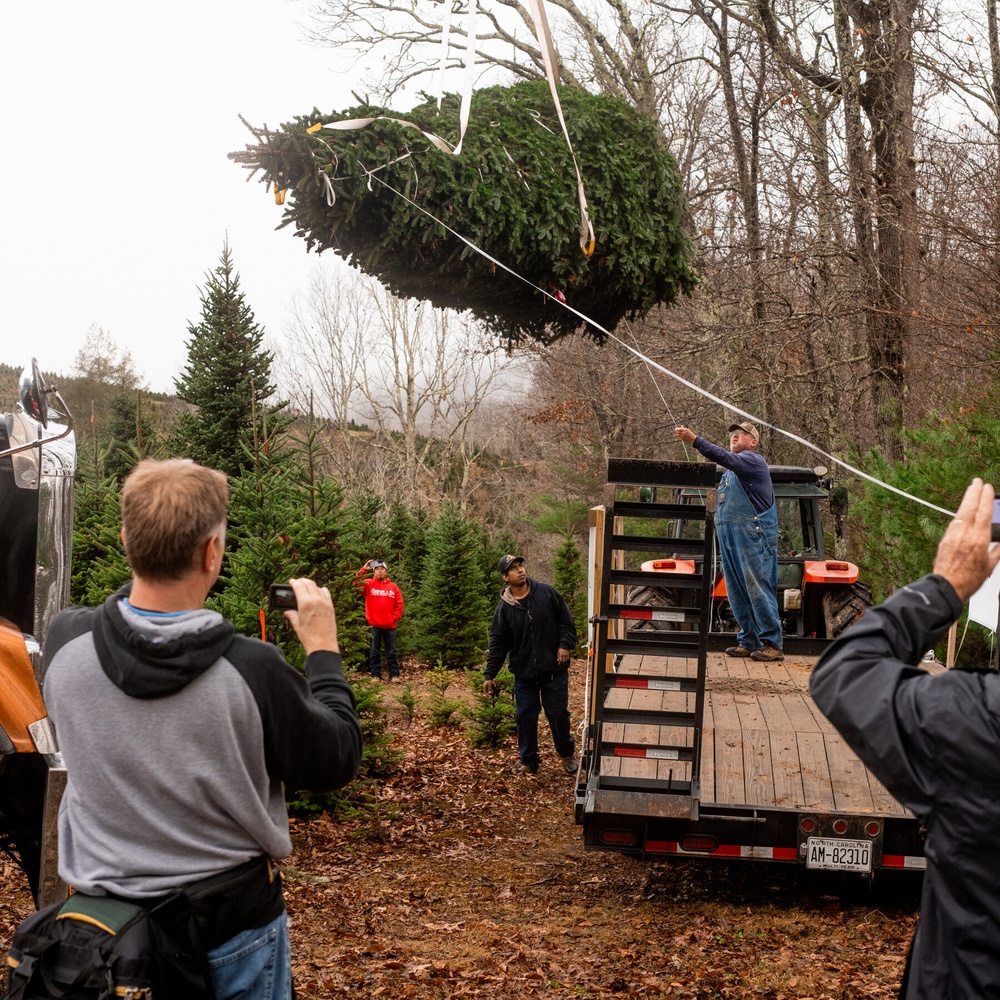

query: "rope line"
left=358, top=168, right=956, bottom=520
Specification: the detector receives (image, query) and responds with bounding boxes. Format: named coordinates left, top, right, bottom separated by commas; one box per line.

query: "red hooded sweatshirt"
left=354, top=567, right=404, bottom=630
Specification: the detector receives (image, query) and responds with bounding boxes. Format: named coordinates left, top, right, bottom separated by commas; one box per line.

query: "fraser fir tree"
left=173, top=242, right=285, bottom=476
left=411, top=502, right=491, bottom=668
left=553, top=536, right=587, bottom=654
left=104, top=390, right=154, bottom=483
left=71, top=477, right=131, bottom=606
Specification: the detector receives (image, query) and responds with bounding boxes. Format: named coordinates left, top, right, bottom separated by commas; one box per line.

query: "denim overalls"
left=715, top=469, right=782, bottom=650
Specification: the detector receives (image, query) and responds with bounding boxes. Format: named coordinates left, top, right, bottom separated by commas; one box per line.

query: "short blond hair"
left=121, top=460, right=229, bottom=581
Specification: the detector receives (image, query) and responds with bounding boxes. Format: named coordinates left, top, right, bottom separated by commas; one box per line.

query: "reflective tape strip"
left=614, top=678, right=682, bottom=691
left=881, top=854, right=927, bottom=870
left=645, top=841, right=798, bottom=861
left=620, top=608, right=686, bottom=622
left=613, top=747, right=681, bottom=760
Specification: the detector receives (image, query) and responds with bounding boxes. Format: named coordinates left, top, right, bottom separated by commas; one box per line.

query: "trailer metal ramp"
left=577, top=459, right=717, bottom=840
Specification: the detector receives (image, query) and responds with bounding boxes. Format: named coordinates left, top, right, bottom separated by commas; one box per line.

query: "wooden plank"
left=755, top=692, right=796, bottom=734
left=734, top=693, right=766, bottom=730
left=712, top=728, right=746, bottom=805
left=741, top=728, right=774, bottom=806
left=777, top=690, right=825, bottom=734
left=767, top=730, right=806, bottom=808
left=796, top=730, right=836, bottom=810
left=698, top=726, right=715, bottom=803
left=825, top=732, right=876, bottom=813
left=708, top=690, right=742, bottom=731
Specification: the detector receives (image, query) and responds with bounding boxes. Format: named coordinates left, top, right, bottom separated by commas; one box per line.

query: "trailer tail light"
left=832, top=819, right=848, bottom=835
left=600, top=830, right=638, bottom=846
left=866, top=821, right=881, bottom=837
left=650, top=559, right=677, bottom=570
left=826, top=561, right=849, bottom=571
left=680, top=834, right=718, bottom=853
left=801, top=817, right=816, bottom=833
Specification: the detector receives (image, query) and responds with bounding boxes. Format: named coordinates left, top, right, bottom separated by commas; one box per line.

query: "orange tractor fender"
left=0, top=622, right=49, bottom=753
left=640, top=558, right=861, bottom=600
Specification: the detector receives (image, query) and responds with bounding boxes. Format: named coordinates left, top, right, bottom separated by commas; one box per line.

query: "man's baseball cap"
left=728, top=421, right=759, bottom=442
left=370, top=560, right=387, bottom=569
left=497, top=554, right=525, bottom=575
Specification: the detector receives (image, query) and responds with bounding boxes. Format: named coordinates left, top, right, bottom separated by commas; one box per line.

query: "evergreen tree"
left=104, top=389, right=155, bottom=483
left=851, top=389, right=1000, bottom=664
left=173, top=242, right=285, bottom=476
left=410, top=503, right=491, bottom=668
left=553, top=536, right=587, bottom=653
left=71, top=477, right=131, bottom=606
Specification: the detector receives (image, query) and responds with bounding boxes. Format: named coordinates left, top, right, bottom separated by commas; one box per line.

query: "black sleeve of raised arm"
left=227, top=636, right=363, bottom=792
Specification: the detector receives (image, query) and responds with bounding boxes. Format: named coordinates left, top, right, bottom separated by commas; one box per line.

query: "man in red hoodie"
left=354, top=560, right=405, bottom=681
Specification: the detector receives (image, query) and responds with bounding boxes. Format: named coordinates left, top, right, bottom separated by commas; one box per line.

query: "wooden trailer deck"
left=598, top=650, right=943, bottom=816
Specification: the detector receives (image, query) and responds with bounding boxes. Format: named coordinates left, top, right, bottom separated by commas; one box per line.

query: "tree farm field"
left=1, top=663, right=920, bottom=999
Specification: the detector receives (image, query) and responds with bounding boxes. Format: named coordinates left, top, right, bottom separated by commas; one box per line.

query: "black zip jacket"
left=810, top=573, right=1000, bottom=999
left=484, top=578, right=577, bottom=682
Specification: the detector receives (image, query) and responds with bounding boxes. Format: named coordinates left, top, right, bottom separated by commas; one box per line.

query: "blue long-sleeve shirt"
left=693, top=437, right=774, bottom=513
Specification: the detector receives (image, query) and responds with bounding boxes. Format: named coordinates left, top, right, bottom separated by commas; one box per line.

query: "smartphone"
left=268, top=583, right=297, bottom=611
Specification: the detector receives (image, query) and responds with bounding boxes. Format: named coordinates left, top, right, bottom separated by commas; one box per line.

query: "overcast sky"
left=2, top=1, right=379, bottom=393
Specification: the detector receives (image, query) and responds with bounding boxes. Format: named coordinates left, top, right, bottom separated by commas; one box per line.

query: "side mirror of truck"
left=19, top=357, right=49, bottom=428
left=0, top=359, right=73, bottom=462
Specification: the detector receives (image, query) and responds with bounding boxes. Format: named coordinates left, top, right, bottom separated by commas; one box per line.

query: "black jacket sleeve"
left=809, top=574, right=968, bottom=818
left=484, top=602, right=509, bottom=681
left=229, top=636, right=363, bottom=792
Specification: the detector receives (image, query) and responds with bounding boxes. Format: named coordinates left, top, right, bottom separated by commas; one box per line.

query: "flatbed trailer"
left=576, top=458, right=927, bottom=875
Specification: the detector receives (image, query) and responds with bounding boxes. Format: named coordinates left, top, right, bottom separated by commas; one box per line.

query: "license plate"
left=805, top=837, right=872, bottom=872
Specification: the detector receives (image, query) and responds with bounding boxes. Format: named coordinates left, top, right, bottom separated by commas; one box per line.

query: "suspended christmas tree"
left=230, top=80, right=697, bottom=346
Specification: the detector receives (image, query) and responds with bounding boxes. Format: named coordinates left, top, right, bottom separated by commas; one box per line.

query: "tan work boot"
left=725, top=645, right=753, bottom=657
left=750, top=642, right=784, bottom=662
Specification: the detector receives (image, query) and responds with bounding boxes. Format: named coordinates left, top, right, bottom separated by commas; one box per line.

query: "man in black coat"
left=810, top=478, right=1000, bottom=1000
left=483, top=555, right=577, bottom=776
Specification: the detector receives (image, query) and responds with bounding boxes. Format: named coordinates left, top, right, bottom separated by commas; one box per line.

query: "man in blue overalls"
left=674, top=421, right=783, bottom=661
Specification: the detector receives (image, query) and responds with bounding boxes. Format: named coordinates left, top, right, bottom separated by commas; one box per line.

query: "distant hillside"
left=0, top=363, right=20, bottom=412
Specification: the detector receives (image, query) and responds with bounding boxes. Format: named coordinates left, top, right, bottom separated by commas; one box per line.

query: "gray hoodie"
left=43, top=587, right=361, bottom=898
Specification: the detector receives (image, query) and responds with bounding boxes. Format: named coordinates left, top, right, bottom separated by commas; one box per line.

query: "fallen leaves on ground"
left=0, top=667, right=920, bottom=997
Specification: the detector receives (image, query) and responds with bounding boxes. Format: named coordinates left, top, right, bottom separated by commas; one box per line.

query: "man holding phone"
left=40, top=459, right=362, bottom=1000
left=811, top=479, right=1000, bottom=998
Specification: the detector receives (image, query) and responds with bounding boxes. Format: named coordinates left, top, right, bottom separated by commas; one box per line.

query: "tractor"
left=0, top=360, right=75, bottom=906
left=630, top=465, right=872, bottom=641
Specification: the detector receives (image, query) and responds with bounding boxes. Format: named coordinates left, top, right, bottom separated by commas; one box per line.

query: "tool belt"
left=5, top=855, right=283, bottom=1000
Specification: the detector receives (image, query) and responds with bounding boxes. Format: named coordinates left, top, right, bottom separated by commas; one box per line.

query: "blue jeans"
left=514, top=671, right=575, bottom=770
left=208, top=911, right=292, bottom=1000
left=369, top=626, right=400, bottom=678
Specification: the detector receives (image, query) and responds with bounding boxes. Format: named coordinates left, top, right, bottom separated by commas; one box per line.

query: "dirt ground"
left=0, top=663, right=920, bottom=999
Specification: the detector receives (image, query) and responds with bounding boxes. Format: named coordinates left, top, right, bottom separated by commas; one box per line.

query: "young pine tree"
left=173, top=242, right=286, bottom=476
left=104, top=390, right=155, bottom=483
left=410, top=503, right=491, bottom=669
left=553, top=536, right=587, bottom=654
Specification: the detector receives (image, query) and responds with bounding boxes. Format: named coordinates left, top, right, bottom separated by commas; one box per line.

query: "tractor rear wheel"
left=625, top=586, right=677, bottom=632
left=822, top=582, right=873, bottom=639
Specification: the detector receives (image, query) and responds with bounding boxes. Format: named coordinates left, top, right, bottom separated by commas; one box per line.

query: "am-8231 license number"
left=805, top=837, right=872, bottom=872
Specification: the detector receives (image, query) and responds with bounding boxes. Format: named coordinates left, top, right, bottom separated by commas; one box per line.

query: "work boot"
left=725, top=645, right=753, bottom=657
left=562, top=755, right=577, bottom=775
left=750, top=642, right=784, bottom=662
